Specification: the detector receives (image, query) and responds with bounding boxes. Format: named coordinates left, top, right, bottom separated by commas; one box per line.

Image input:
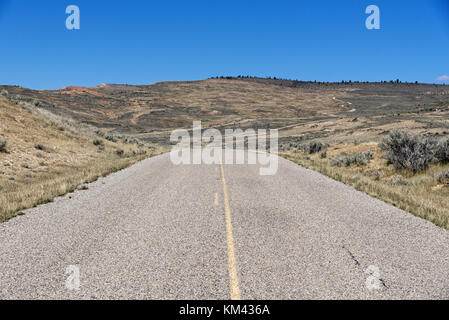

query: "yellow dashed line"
left=220, top=164, right=241, bottom=300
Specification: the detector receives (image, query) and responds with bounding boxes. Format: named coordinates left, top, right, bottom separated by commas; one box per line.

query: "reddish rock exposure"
left=59, top=86, right=107, bottom=98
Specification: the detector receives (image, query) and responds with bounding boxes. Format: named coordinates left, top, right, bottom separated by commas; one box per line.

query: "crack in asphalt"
left=342, top=245, right=388, bottom=289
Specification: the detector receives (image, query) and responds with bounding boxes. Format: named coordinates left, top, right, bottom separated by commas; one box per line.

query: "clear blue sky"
left=1, top=0, right=448, bottom=89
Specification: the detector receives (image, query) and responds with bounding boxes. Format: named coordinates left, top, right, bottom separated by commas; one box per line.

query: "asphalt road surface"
left=0, top=153, right=448, bottom=299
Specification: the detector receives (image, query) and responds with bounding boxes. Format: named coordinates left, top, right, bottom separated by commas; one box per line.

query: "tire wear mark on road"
left=220, top=164, right=241, bottom=300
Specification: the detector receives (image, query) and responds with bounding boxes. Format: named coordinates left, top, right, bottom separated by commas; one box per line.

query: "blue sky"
left=0, top=0, right=448, bottom=89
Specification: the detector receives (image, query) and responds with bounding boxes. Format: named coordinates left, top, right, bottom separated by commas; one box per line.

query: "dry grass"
left=281, top=142, right=449, bottom=229
left=0, top=98, right=165, bottom=222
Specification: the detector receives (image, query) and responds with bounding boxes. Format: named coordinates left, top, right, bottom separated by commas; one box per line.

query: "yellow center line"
left=220, top=164, right=241, bottom=300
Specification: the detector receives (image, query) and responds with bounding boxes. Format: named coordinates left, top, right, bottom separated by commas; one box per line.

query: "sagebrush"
left=380, top=131, right=436, bottom=173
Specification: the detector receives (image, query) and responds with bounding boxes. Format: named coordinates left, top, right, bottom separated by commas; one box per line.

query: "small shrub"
left=132, top=149, right=147, bottom=156
left=435, top=138, right=449, bottom=163
left=380, top=131, right=436, bottom=173
left=116, top=149, right=124, bottom=156
left=0, top=89, right=8, bottom=97
left=95, top=130, right=105, bottom=137
left=330, top=156, right=345, bottom=167
left=93, top=138, right=103, bottom=146
left=389, top=175, right=408, bottom=185
left=35, top=144, right=45, bottom=151
left=437, top=170, right=449, bottom=184
left=105, top=134, right=118, bottom=142
left=301, top=141, right=326, bottom=154
left=330, top=152, right=373, bottom=167
left=353, top=152, right=374, bottom=166
left=320, top=151, right=327, bottom=159
left=371, top=170, right=381, bottom=181
left=0, top=139, right=6, bottom=152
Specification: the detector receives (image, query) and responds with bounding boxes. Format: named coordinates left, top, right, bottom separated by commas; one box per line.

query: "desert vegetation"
left=380, top=131, right=437, bottom=173
left=330, top=151, right=374, bottom=167
left=0, top=139, right=6, bottom=152
left=280, top=131, right=449, bottom=229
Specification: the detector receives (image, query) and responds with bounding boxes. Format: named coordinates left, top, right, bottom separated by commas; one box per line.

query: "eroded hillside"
left=0, top=96, right=161, bottom=221
left=2, top=78, right=448, bottom=146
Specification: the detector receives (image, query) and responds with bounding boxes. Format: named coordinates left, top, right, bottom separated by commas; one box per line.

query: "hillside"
left=2, top=78, right=448, bottom=146
left=0, top=95, right=161, bottom=221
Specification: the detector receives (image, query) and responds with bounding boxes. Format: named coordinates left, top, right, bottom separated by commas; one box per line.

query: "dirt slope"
left=0, top=96, right=159, bottom=221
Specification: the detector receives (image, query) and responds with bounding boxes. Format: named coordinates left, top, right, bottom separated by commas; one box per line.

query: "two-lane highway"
left=0, top=153, right=448, bottom=299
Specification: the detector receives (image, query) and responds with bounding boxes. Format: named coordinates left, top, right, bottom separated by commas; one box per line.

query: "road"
left=0, top=152, right=448, bottom=299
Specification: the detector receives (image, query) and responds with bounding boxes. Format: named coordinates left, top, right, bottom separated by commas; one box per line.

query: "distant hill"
left=1, top=78, right=448, bottom=145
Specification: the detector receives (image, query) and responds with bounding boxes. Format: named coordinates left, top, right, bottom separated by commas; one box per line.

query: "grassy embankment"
left=0, top=97, right=165, bottom=222
left=281, top=142, right=449, bottom=229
